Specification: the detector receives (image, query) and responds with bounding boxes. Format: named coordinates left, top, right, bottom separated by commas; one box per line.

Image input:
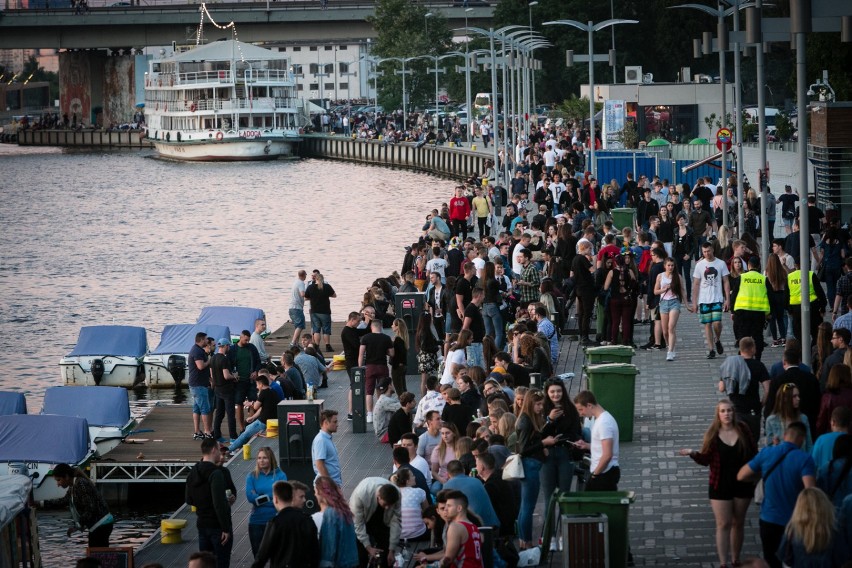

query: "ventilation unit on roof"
left=625, top=66, right=642, bottom=84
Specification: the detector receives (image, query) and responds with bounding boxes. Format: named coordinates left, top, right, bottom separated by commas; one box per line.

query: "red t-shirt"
left=449, top=196, right=471, bottom=221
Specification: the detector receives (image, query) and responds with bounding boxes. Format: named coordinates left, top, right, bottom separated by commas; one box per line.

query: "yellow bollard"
left=449, top=142, right=455, bottom=148
left=472, top=144, right=477, bottom=151
left=378, top=135, right=383, bottom=140
left=243, top=444, right=251, bottom=460
left=161, top=519, right=188, bottom=544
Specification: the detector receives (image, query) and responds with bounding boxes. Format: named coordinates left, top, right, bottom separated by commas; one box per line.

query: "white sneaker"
left=366, top=412, right=373, bottom=424
left=666, top=351, right=675, bottom=361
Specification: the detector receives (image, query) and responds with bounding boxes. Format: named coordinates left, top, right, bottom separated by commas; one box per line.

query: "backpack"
left=637, top=247, right=652, bottom=274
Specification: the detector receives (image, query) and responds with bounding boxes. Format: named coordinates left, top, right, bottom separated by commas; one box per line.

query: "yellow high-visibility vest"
left=735, top=271, right=770, bottom=312
left=788, top=270, right=817, bottom=305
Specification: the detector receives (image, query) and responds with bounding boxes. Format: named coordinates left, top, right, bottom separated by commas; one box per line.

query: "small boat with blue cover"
left=42, top=386, right=135, bottom=457
left=0, top=391, right=27, bottom=416
left=59, top=325, right=148, bottom=387
left=143, top=323, right=231, bottom=388
left=0, top=414, right=96, bottom=502
left=195, top=306, right=267, bottom=343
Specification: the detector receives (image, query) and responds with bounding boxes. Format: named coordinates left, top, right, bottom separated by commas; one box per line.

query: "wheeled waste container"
left=584, top=345, right=635, bottom=365
left=611, top=208, right=636, bottom=231
left=558, top=492, right=636, bottom=568
left=584, top=363, right=639, bottom=442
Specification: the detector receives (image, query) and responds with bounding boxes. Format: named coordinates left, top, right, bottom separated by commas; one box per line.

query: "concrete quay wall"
left=18, top=129, right=152, bottom=149
left=299, top=134, right=489, bottom=180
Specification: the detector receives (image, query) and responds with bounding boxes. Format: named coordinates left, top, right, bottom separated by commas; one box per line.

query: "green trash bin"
left=584, top=363, right=639, bottom=442
left=584, top=345, right=635, bottom=365
left=558, top=491, right=636, bottom=568
left=611, top=208, right=636, bottom=231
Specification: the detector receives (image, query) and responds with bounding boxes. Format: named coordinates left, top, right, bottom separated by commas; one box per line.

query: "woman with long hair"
left=499, top=412, right=518, bottom=450
left=816, top=365, right=852, bottom=435
left=555, top=223, right=577, bottom=289
left=481, top=335, right=498, bottom=375
left=713, top=187, right=725, bottom=231
left=421, top=506, right=446, bottom=549
left=516, top=333, right=553, bottom=379
left=515, top=388, right=560, bottom=549
left=742, top=199, right=758, bottom=237
left=716, top=225, right=732, bottom=262
left=540, top=379, right=582, bottom=525
left=430, top=421, right=460, bottom=488
left=817, top=434, right=852, bottom=507
left=778, top=487, right=849, bottom=566
left=245, top=446, right=287, bottom=555
left=812, top=321, right=833, bottom=380
left=673, top=213, right=695, bottom=302
left=51, top=463, right=114, bottom=548
left=679, top=400, right=757, bottom=568
left=482, top=261, right=505, bottom=350
left=441, top=330, right=469, bottom=386
left=654, top=257, right=687, bottom=361
left=415, top=312, right=440, bottom=396
left=657, top=206, right=675, bottom=257
left=390, top=318, right=409, bottom=395
left=604, top=251, right=640, bottom=346
left=314, top=475, right=359, bottom=568
left=765, top=253, right=789, bottom=347
left=766, top=383, right=814, bottom=452
left=512, top=386, right=528, bottom=416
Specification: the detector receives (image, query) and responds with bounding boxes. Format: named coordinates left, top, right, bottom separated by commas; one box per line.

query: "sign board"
left=603, top=100, right=626, bottom=150
left=402, top=299, right=416, bottom=309
left=86, top=547, right=134, bottom=568
left=716, top=127, right=732, bottom=151
left=287, top=412, right=305, bottom=425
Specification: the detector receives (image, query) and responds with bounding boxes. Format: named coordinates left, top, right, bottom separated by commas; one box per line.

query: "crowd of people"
left=63, top=127, right=852, bottom=568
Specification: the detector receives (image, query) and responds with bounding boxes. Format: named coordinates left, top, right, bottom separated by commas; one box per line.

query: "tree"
left=22, top=54, right=59, bottom=102
left=775, top=112, right=793, bottom=141
left=367, top=0, right=453, bottom=112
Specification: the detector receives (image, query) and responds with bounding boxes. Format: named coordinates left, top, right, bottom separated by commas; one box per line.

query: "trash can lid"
left=612, top=208, right=636, bottom=213
left=584, top=345, right=636, bottom=356
left=583, top=363, right=640, bottom=375
left=557, top=490, right=636, bottom=505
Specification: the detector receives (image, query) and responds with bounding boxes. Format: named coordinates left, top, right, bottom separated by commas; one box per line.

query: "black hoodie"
left=185, top=460, right=232, bottom=532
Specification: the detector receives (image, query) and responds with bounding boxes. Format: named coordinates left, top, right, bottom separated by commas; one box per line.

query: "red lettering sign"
left=287, top=412, right=305, bottom=425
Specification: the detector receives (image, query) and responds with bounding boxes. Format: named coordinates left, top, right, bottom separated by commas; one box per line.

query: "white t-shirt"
left=441, top=348, right=467, bottom=385
left=512, top=243, right=527, bottom=276
left=543, top=149, right=557, bottom=167
left=472, top=257, right=486, bottom=275
left=290, top=278, right=306, bottom=309
left=426, top=257, right=448, bottom=279
left=692, top=258, right=730, bottom=305
left=392, top=454, right=432, bottom=482
left=591, top=411, right=619, bottom=473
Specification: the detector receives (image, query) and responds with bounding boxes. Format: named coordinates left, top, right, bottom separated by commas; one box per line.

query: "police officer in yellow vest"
left=734, top=256, right=770, bottom=359
left=787, top=260, right=827, bottom=346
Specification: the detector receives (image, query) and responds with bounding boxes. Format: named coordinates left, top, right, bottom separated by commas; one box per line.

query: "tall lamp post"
left=379, top=56, right=422, bottom=132
left=426, top=52, right=465, bottom=132
left=463, top=8, right=474, bottom=138
left=425, top=12, right=433, bottom=35
left=528, top=2, right=538, bottom=109
left=543, top=18, right=638, bottom=175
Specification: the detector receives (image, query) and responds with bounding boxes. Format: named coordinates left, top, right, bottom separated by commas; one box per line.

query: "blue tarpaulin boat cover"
left=42, top=386, right=130, bottom=428
left=66, top=326, right=148, bottom=358
left=195, top=307, right=265, bottom=337
left=0, top=415, right=91, bottom=464
left=0, top=392, right=27, bottom=416
left=0, top=475, right=31, bottom=530
left=151, top=324, right=232, bottom=355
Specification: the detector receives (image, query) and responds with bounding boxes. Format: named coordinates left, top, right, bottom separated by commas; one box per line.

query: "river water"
left=0, top=144, right=452, bottom=565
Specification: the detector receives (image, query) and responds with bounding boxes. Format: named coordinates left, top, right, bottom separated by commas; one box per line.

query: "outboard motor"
left=90, top=358, right=105, bottom=385
left=167, top=354, right=187, bottom=384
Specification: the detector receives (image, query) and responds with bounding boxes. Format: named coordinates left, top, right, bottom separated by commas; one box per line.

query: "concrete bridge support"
left=59, top=50, right=138, bottom=127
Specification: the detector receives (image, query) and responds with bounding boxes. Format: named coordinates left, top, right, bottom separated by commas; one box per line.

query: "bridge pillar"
left=59, top=51, right=138, bottom=128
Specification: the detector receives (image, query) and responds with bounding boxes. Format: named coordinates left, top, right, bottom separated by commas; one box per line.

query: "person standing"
left=305, top=273, right=337, bottom=353
left=186, top=439, right=233, bottom=568
left=733, top=256, right=771, bottom=360
left=472, top=187, right=492, bottom=239
left=189, top=332, right=214, bottom=440
left=427, top=271, right=449, bottom=341
left=679, top=400, right=757, bottom=568
left=249, top=319, right=268, bottom=364
left=462, top=287, right=486, bottom=370
left=244, top=447, right=287, bottom=556
left=655, top=256, right=687, bottom=361
left=51, top=464, right=114, bottom=548
left=572, top=241, right=597, bottom=345
left=737, top=422, right=816, bottom=568
left=574, top=390, right=621, bottom=491
left=210, top=338, right=239, bottom=444
left=764, top=185, right=777, bottom=238
left=787, top=260, right=827, bottom=346
left=350, top=478, right=402, bottom=568
left=289, top=270, right=308, bottom=349
left=389, top=318, right=409, bottom=396
left=692, top=241, right=731, bottom=360
left=312, top=410, right=342, bottom=487
left=777, top=487, right=850, bottom=566
left=359, top=319, right=394, bottom=424
left=251, top=481, right=319, bottom=568
left=672, top=213, right=695, bottom=303
left=778, top=185, right=798, bottom=235
left=515, top=249, right=540, bottom=309
left=449, top=186, right=472, bottom=240
left=230, top=331, right=261, bottom=432
left=719, top=337, right=770, bottom=442
left=314, top=476, right=360, bottom=568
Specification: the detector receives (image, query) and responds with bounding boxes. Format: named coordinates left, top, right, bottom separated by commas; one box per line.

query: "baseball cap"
left=216, top=338, right=230, bottom=347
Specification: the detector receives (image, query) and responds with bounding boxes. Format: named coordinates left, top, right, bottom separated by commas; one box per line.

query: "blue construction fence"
left=593, top=150, right=722, bottom=190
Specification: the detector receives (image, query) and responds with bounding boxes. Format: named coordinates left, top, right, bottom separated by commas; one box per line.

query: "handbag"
left=502, top=453, right=525, bottom=480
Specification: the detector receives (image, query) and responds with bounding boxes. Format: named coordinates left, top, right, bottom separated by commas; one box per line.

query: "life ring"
left=190, top=102, right=196, bottom=112
left=216, top=131, right=224, bottom=141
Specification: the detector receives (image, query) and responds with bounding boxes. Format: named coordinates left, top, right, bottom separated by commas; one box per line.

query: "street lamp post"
left=425, top=12, right=432, bottom=35
left=464, top=8, right=474, bottom=138
left=428, top=53, right=463, bottom=132
left=544, top=18, right=638, bottom=175
left=379, top=56, right=423, bottom=133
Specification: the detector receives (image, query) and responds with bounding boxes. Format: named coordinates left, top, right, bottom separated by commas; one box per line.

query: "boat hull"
left=152, top=138, right=298, bottom=162
left=90, top=423, right=135, bottom=457
left=143, top=355, right=186, bottom=389
left=0, top=462, right=80, bottom=503
left=60, top=356, right=143, bottom=388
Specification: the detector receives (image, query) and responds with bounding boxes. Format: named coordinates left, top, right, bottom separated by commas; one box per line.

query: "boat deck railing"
left=151, top=70, right=296, bottom=88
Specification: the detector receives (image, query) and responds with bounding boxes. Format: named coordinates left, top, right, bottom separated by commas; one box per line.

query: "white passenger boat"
left=195, top=306, right=267, bottom=343
left=143, top=323, right=231, bottom=388
left=59, top=325, right=148, bottom=388
left=42, top=386, right=136, bottom=457
left=0, top=414, right=96, bottom=502
left=144, top=39, right=305, bottom=161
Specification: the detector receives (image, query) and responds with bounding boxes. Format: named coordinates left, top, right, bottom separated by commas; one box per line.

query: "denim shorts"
left=190, top=386, right=212, bottom=415
left=310, top=312, right=332, bottom=335
left=659, top=298, right=682, bottom=314
left=289, top=308, right=306, bottom=330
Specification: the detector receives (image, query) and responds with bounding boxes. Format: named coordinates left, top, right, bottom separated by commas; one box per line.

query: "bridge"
left=0, top=1, right=495, bottom=49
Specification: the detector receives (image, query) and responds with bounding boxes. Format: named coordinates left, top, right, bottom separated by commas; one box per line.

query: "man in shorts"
left=289, top=270, right=307, bottom=349
left=358, top=319, right=394, bottom=424
left=692, top=241, right=731, bottom=359
left=188, top=332, right=213, bottom=440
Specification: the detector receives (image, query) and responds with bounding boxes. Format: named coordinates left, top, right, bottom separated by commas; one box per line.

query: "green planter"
left=558, top=491, right=636, bottom=568
left=611, top=208, right=636, bottom=231
left=584, top=363, right=639, bottom=442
